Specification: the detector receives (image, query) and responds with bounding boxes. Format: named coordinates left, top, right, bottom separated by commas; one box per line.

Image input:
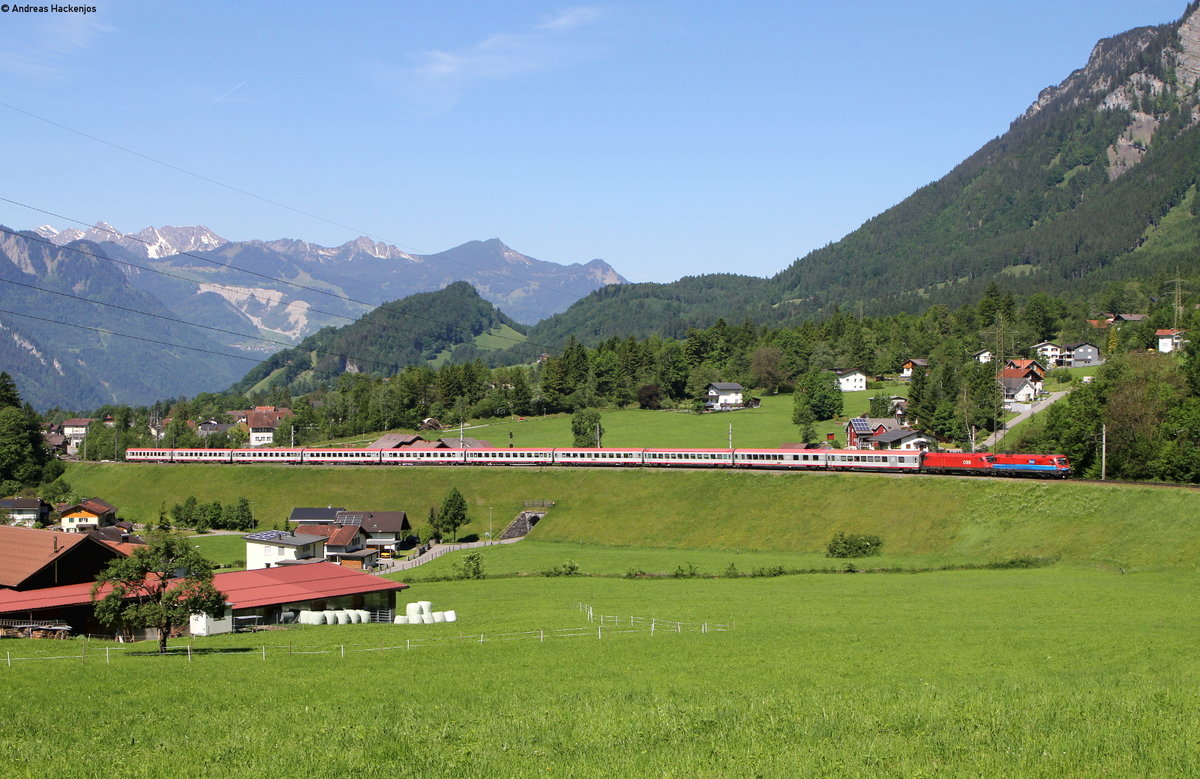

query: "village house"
left=233, top=406, right=293, bottom=447
left=58, top=418, right=94, bottom=456
left=293, top=523, right=379, bottom=569
left=0, top=498, right=51, bottom=528
left=56, top=498, right=119, bottom=534
left=833, top=369, right=867, bottom=392
left=970, top=349, right=993, bottom=364
left=845, top=417, right=899, bottom=449
left=705, top=383, right=744, bottom=410
left=899, top=359, right=929, bottom=380
left=1061, top=342, right=1102, bottom=367
left=870, top=428, right=931, bottom=451
left=1156, top=329, right=1187, bottom=354
left=1031, top=341, right=1064, bottom=366
left=243, top=529, right=327, bottom=570
left=288, top=509, right=412, bottom=557
left=1000, top=376, right=1037, bottom=405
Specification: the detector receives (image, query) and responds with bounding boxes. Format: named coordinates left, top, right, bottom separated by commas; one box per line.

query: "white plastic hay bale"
left=311, top=612, right=326, bottom=625
left=334, top=610, right=351, bottom=625
left=444, top=610, right=457, bottom=623
left=346, top=610, right=361, bottom=624
left=405, top=602, right=422, bottom=619
left=418, top=600, right=433, bottom=616
left=297, top=610, right=312, bottom=625
left=323, top=610, right=339, bottom=625
left=356, top=609, right=371, bottom=623
left=421, top=613, right=434, bottom=624
left=432, top=612, right=446, bottom=623
left=393, top=615, right=408, bottom=625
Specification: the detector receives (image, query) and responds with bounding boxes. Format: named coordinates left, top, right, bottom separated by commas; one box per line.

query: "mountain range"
left=0, top=225, right=622, bottom=409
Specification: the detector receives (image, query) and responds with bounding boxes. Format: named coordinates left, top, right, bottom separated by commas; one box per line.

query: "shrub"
left=750, top=564, right=786, bottom=578
left=624, top=567, right=646, bottom=579
left=454, top=552, right=486, bottom=580
left=543, top=560, right=581, bottom=577
left=826, top=532, right=884, bottom=558
left=723, top=562, right=740, bottom=578
left=671, top=562, right=700, bottom=579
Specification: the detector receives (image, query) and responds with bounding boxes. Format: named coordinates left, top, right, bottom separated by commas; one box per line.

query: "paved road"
left=981, top=390, right=1070, bottom=449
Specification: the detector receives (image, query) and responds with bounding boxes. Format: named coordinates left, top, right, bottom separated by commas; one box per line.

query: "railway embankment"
left=66, top=462, right=1200, bottom=571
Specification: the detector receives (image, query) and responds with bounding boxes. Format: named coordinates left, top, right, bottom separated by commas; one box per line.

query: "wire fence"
left=1, top=603, right=731, bottom=666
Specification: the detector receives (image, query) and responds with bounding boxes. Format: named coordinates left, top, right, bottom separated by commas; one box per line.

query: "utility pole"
left=595, top=422, right=601, bottom=448
left=1101, top=423, right=1107, bottom=481
left=488, top=506, right=493, bottom=546
left=728, top=422, right=733, bottom=451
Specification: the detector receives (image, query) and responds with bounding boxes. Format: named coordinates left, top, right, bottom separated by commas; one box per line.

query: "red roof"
left=0, top=562, right=407, bottom=615
left=1156, top=329, right=1183, bottom=336
left=0, top=526, right=108, bottom=588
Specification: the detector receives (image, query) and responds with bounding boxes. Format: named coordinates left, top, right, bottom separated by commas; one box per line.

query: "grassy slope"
left=68, top=463, right=1200, bottom=570
left=2, top=570, right=1197, bottom=776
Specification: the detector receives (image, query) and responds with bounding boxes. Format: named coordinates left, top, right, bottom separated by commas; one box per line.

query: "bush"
left=723, top=562, right=740, bottom=578
left=750, top=564, right=786, bottom=578
left=543, top=560, right=581, bottom=577
left=624, top=567, right=646, bottom=579
left=826, top=532, right=884, bottom=558
left=454, top=552, right=486, bottom=580
left=671, top=562, right=700, bottom=579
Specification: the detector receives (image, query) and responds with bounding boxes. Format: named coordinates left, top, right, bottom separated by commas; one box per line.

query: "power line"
left=0, top=100, right=607, bottom=310
left=0, top=223, right=358, bottom=327
left=0, top=307, right=263, bottom=363
left=0, top=276, right=414, bottom=374
left=0, top=200, right=540, bottom=351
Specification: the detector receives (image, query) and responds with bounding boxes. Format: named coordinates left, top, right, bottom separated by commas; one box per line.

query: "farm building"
left=0, top=561, right=409, bottom=637
left=0, top=525, right=129, bottom=591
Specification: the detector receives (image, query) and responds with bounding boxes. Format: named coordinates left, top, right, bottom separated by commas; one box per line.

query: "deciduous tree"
left=91, top=533, right=227, bottom=653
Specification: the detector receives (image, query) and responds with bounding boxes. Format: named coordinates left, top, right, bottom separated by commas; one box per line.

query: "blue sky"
left=0, top=0, right=1190, bottom=283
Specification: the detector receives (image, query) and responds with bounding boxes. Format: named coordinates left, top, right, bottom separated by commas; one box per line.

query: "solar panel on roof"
left=850, top=418, right=872, bottom=433
left=337, top=514, right=364, bottom=525
left=243, top=530, right=285, bottom=541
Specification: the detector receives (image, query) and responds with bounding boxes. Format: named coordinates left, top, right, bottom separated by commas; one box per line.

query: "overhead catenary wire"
left=0, top=100, right=603, bottom=311
left=0, top=201, right=548, bottom=353
left=0, top=275, right=413, bottom=374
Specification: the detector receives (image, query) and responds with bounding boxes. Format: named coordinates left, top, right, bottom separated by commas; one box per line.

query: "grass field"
left=67, top=463, right=1200, bottom=570
left=2, top=569, right=1197, bottom=776
left=186, top=533, right=250, bottom=567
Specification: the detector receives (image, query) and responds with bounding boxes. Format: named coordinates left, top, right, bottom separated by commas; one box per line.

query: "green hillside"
left=67, top=463, right=1200, bottom=570
left=231, top=281, right=526, bottom=395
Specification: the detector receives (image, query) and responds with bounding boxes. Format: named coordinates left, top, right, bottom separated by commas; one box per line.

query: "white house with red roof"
left=1156, top=329, right=1187, bottom=353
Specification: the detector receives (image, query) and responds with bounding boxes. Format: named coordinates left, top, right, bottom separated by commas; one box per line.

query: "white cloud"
left=374, top=7, right=605, bottom=114
left=0, top=12, right=116, bottom=81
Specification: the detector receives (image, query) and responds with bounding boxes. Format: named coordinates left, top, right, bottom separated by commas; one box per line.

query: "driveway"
left=982, top=390, right=1070, bottom=449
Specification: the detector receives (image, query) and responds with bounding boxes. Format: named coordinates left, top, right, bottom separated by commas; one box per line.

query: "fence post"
left=598, top=625, right=602, bottom=640
left=651, top=619, right=655, bottom=636
left=261, top=645, right=266, bottom=661
left=340, top=644, right=345, bottom=659
left=703, top=622, right=707, bottom=634
left=105, top=647, right=110, bottom=664
left=479, top=633, right=484, bottom=645
left=187, top=644, right=192, bottom=662
left=540, top=629, right=544, bottom=643
left=6, top=651, right=9, bottom=667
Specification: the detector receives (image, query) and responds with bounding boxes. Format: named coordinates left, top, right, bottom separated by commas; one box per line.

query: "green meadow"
left=33, top=437, right=1200, bottom=775
left=68, top=463, right=1200, bottom=570
left=2, top=569, right=1197, bottom=777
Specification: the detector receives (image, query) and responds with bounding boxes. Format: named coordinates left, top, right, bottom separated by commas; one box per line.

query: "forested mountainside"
left=230, top=282, right=525, bottom=396
left=522, top=3, right=1200, bottom=349
left=0, top=230, right=247, bottom=409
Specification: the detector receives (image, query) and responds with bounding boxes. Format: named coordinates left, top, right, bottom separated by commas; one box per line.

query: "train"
left=124, top=446, right=1072, bottom=478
